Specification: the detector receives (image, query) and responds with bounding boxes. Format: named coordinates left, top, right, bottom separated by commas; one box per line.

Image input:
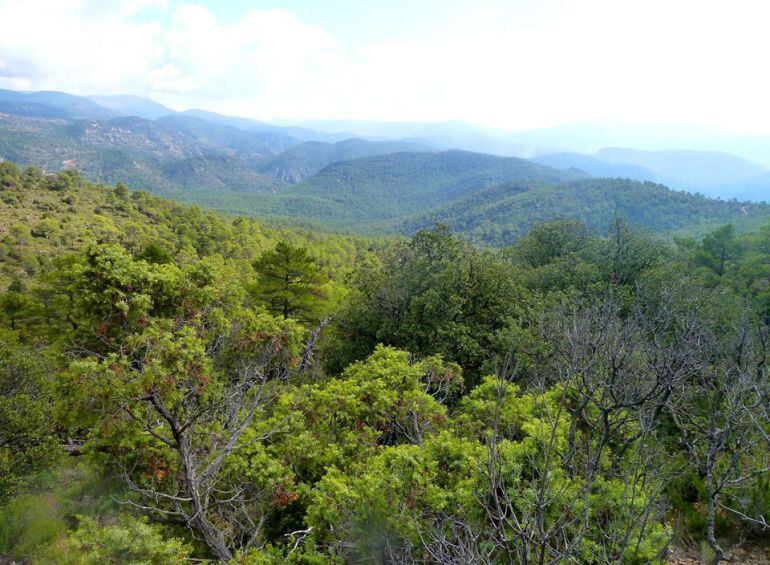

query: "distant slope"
left=395, top=178, right=770, bottom=245
left=0, top=112, right=291, bottom=194
left=508, top=119, right=770, bottom=169
left=533, top=148, right=770, bottom=201
left=0, top=88, right=340, bottom=145
left=181, top=108, right=293, bottom=134
left=258, top=138, right=432, bottom=183
left=532, top=153, right=655, bottom=182
left=259, top=150, right=585, bottom=225
left=273, top=118, right=530, bottom=155
left=595, top=148, right=766, bottom=197
left=148, top=115, right=297, bottom=154
left=0, top=89, right=117, bottom=120
left=733, top=172, right=770, bottom=202
left=179, top=109, right=347, bottom=142
left=87, top=94, right=176, bottom=120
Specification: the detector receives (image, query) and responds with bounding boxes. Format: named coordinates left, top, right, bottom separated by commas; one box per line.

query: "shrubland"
left=1, top=161, right=770, bottom=563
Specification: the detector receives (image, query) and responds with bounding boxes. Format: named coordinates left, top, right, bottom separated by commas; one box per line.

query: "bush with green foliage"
left=0, top=331, right=62, bottom=500
left=329, top=225, right=525, bottom=384
left=38, top=516, right=193, bottom=564
left=2, top=161, right=770, bottom=563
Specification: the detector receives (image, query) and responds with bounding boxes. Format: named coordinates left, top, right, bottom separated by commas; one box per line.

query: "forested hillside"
left=395, top=178, right=770, bottom=245
left=2, top=160, right=770, bottom=562
left=0, top=89, right=362, bottom=197
left=257, top=138, right=430, bottom=183
left=0, top=162, right=369, bottom=289
left=254, top=159, right=770, bottom=244
left=257, top=150, right=584, bottom=224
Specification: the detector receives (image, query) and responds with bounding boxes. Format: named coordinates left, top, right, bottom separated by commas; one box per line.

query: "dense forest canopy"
left=1, top=160, right=770, bottom=563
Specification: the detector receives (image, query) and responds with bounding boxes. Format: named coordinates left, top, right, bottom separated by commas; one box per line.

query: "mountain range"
left=2, top=88, right=770, bottom=201
left=0, top=87, right=769, bottom=245
left=533, top=148, right=768, bottom=200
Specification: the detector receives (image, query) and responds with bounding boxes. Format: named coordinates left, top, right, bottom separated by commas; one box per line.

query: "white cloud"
left=1, top=0, right=770, bottom=133
left=0, top=0, right=164, bottom=93
left=163, top=5, right=335, bottom=97
left=0, top=0, right=335, bottom=108
left=147, top=64, right=198, bottom=93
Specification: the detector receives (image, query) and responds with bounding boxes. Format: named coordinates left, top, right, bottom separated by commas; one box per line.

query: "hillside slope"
left=532, top=153, right=655, bottom=181
left=0, top=161, right=368, bottom=284
left=535, top=148, right=770, bottom=201
left=396, top=178, right=770, bottom=245
left=735, top=172, right=770, bottom=202
left=1, top=88, right=337, bottom=142
left=86, top=94, right=176, bottom=120
left=0, top=89, right=117, bottom=120
left=595, top=148, right=767, bottom=198
left=259, top=150, right=585, bottom=224
left=258, top=138, right=431, bottom=183
left=0, top=112, right=293, bottom=195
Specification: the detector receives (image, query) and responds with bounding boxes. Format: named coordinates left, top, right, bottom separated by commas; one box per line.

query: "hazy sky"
left=1, top=0, right=769, bottom=133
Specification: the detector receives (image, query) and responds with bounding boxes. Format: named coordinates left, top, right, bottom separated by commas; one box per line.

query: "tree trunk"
left=706, top=468, right=724, bottom=564
left=179, top=436, right=234, bottom=562
left=190, top=512, right=233, bottom=562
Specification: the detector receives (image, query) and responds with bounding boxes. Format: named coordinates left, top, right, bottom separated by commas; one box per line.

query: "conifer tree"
left=252, top=241, right=326, bottom=321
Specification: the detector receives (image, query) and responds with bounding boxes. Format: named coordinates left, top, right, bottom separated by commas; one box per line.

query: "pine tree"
left=252, top=242, right=326, bottom=321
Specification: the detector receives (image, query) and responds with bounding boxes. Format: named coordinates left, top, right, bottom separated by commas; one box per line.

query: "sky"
left=1, top=0, right=770, bottom=133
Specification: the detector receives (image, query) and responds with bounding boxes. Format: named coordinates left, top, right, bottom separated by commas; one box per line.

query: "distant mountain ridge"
left=0, top=87, right=769, bottom=244
left=86, top=94, right=176, bottom=120
left=0, top=89, right=434, bottom=196
left=2, top=87, right=770, bottom=201
left=0, top=89, right=117, bottom=120
left=535, top=148, right=769, bottom=201
left=595, top=148, right=765, bottom=192
left=0, top=88, right=344, bottom=144
left=0, top=111, right=291, bottom=194
left=532, top=153, right=655, bottom=183
left=258, top=138, right=433, bottom=183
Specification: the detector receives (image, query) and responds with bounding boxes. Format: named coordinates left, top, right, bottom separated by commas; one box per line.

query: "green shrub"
left=37, top=515, right=193, bottom=564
